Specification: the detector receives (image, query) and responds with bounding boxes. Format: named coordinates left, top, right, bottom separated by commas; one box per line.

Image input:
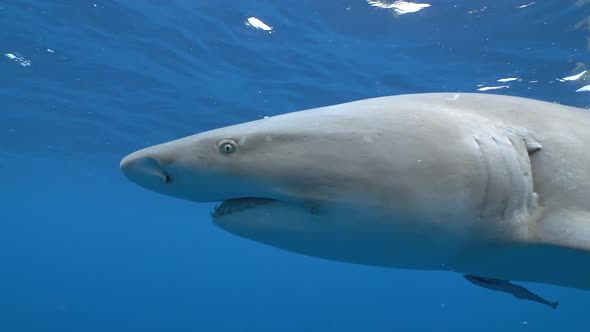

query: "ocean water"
left=1, top=0, right=590, bottom=331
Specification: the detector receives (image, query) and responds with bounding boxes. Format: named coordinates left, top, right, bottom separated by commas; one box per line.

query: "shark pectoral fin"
left=533, top=209, right=590, bottom=252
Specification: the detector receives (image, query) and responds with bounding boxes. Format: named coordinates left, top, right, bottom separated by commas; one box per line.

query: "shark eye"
left=218, top=140, right=237, bottom=154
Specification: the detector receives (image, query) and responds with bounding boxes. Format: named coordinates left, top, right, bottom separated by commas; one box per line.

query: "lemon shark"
left=120, top=93, right=590, bottom=291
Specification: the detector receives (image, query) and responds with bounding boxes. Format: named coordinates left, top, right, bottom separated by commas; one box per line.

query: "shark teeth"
left=211, top=198, right=276, bottom=218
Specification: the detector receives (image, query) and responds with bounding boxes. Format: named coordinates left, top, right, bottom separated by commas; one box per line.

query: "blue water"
left=2, top=1, right=590, bottom=331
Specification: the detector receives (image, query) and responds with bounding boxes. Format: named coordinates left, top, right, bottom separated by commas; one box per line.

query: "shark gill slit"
left=473, top=137, right=490, bottom=220
left=490, top=135, right=510, bottom=222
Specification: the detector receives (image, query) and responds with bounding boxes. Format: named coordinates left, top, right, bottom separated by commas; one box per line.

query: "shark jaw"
left=211, top=197, right=278, bottom=218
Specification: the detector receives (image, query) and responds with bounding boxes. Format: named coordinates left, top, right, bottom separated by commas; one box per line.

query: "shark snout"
left=120, top=153, right=171, bottom=188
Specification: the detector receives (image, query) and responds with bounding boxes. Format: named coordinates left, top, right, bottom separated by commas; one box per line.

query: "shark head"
left=121, top=105, right=396, bottom=242
left=120, top=96, right=502, bottom=268
left=120, top=107, right=398, bottom=261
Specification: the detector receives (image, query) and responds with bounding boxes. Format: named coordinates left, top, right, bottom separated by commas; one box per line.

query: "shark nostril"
left=120, top=153, right=172, bottom=186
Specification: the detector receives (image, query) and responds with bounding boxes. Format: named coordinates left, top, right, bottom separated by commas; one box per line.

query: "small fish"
left=464, top=275, right=559, bottom=309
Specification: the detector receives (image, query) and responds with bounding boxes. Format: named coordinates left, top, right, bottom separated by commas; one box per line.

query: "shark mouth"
left=211, top=197, right=277, bottom=218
